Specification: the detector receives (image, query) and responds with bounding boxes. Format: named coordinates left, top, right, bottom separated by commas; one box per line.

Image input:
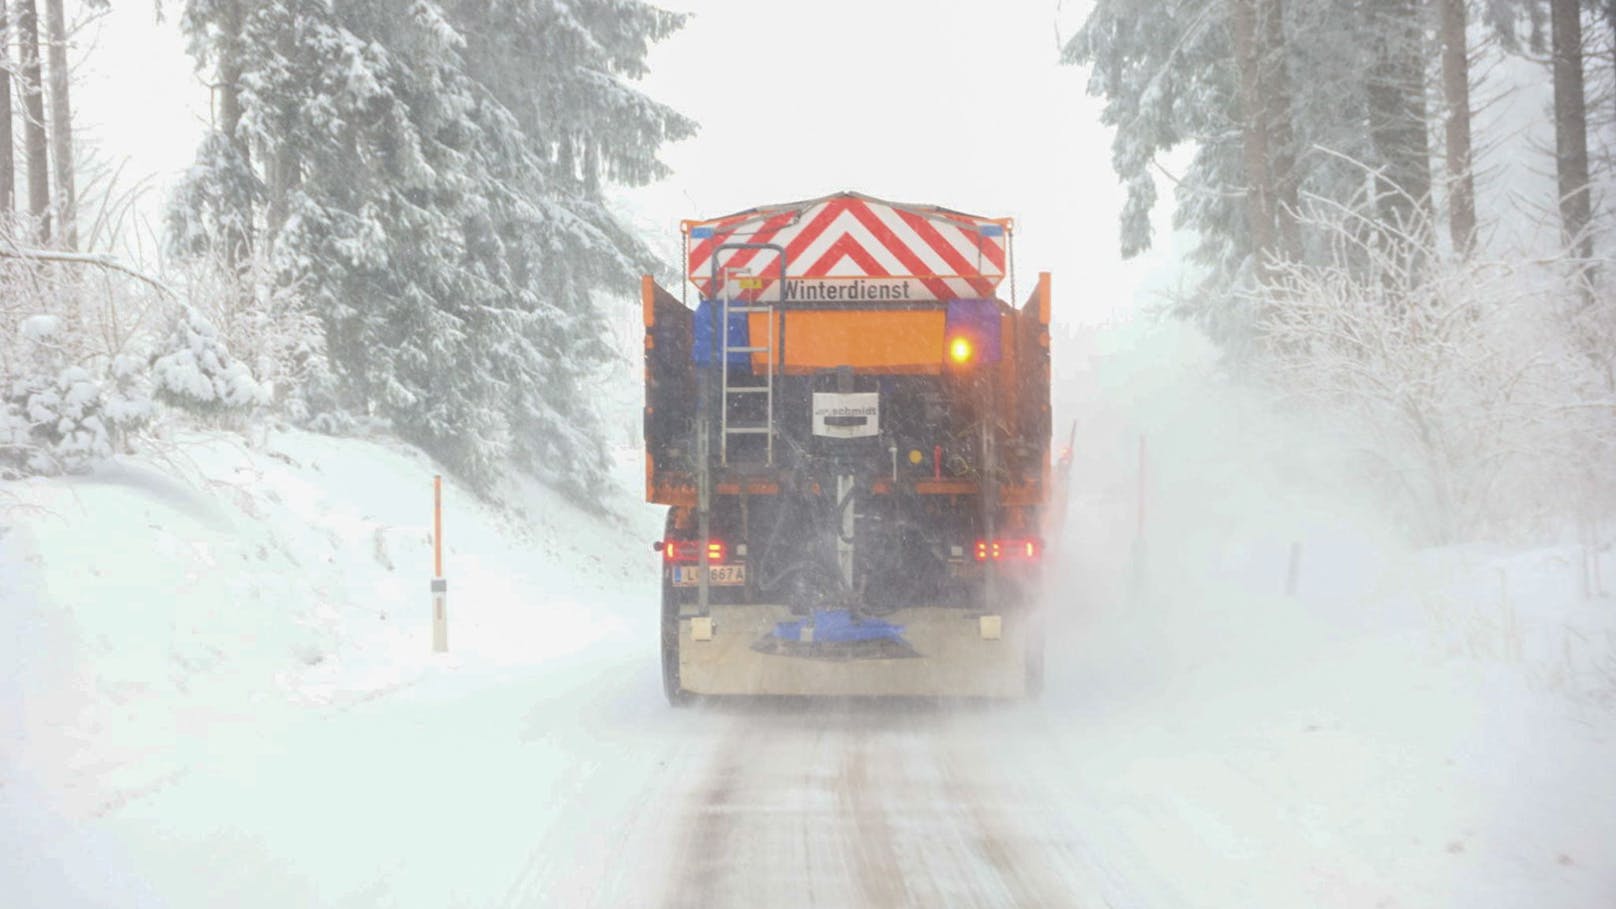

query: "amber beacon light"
left=948, top=335, right=974, bottom=365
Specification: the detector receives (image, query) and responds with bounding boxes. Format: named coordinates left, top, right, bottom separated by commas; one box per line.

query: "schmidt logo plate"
left=811, top=392, right=880, bottom=439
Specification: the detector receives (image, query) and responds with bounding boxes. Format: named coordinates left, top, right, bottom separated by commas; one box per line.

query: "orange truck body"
left=643, top=192, right=1052, bottom=701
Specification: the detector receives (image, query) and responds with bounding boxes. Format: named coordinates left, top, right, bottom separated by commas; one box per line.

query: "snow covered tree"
left=0, top=306, right=150, bottom=477
left=150, top=303, right=267, bottom=419
left=1066, top=0, right=1450, bottom=340
left=169, top=0, right=694, bottom=498
left=169, top=0, right=257, bottom=270
left=1063, top=0, right=1233, bottom=263
left=1063, top=0, right=1267, bottom=346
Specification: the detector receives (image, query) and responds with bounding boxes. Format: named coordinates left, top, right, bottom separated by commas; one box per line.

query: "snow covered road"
left=39, top=643, right=1151, bottom=908
left=22, top=595, right=1605, bottom=909
left=36, top=652, right=1169, bottom=908
left=8, top=576, right=1615, bottom=909
left=5, top=418, right=1614, bottom=907
left=643, top=702, right=1134, bottom=909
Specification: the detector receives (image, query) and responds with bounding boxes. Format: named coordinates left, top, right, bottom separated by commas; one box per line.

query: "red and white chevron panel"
left=685, top=192, right=1009, bottom=303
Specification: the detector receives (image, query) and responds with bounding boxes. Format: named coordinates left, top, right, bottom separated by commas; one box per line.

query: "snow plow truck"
left=643, top=192, right=1052, bottom=703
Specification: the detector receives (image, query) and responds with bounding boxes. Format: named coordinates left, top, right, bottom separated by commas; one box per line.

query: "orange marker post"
left=431, top=475, right=448, bottom=652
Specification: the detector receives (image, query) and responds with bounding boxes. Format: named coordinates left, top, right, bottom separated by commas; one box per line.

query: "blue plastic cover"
left=692, top=299, right=754, bottom=365
left=944, top=298, right=1003, bottom=364
left=772, top=609, right=907, bottom=644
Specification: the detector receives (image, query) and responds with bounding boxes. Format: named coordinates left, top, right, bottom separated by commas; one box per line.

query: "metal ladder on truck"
left=695, top=243, right=787, bottom=615
left=712, top=244, right=787, bottom=468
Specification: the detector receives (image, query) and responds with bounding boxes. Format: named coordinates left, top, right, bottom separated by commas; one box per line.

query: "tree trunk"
left=265, top=17, right=300, bottom=244
left=265, top=144, right=302, bottom=243
left=1439, top=0, right=1477, bottom=257
left=1231, top=0, right=1276, bottom=262
left=44, top=0, right=73, bottom=249
left=1550, top=0, right=1593, bottom=269
left=218, top=0, right=250, bottom=268
left=217, top=0, right=244, bottom=147
left=1259, top=0, right=1300, bottom=258
left=0, top=1, right=14, bottom=222
left=16, top=0, right=49, bottom=242
left=1365, top=0, right=1433, bottom=237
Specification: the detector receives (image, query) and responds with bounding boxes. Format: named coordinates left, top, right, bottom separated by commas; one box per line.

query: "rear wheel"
left=660, top=509, right=693, bottom=707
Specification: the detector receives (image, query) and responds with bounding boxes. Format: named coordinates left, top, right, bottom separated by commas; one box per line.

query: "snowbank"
left=1043, top=318, right=1616, bottom=907
left=0, top=428, right=660, bottom=892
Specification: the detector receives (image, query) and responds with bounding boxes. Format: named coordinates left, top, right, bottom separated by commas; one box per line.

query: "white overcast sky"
left=75, top=0, right=1185, bottom=325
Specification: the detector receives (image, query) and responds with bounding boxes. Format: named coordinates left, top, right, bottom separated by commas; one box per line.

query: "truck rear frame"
left=643, top=193, right=1052, bottom=702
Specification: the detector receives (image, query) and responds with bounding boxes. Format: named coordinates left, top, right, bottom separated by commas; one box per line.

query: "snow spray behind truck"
left=643, top=192, right=1052, bottom=702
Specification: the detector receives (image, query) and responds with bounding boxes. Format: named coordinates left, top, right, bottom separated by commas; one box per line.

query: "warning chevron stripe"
left=843, top=202, right=959, bottom=300
left=895, top=208, right=997, bottom=298
left=686, top=192, right=1008, bottom=303
left=686, top=209, right=796, bottom=277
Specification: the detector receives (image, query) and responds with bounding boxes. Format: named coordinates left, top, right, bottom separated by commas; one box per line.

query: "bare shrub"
left=1254, top=183, right=1615, bottom=543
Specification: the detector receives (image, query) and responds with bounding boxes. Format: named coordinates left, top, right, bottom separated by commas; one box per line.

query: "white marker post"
left=432, top=475, right=448, bottom=653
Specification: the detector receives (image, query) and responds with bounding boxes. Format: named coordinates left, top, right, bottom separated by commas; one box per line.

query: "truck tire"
left=660, top=509, right=693, bottom=707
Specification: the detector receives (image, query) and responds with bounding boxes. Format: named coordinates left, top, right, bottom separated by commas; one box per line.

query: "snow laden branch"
left=0, top=236, right=273, bottom=479
left=0, top=244, right=175, bottom=297
left=1250, top=177, right=1616, bottom=543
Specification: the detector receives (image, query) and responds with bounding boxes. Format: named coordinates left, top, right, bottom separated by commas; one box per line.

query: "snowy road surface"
left=43, top=652, right=1163, bottom=908
left=31, top=652, right=1184, bottom=908
left=21, top=598, right=1611, bottom=909
left=5, top=431, right=1613, bottom=907
left=628, top=701, right=1141, bottom=908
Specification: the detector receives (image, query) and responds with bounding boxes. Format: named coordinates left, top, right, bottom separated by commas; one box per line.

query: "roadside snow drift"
left=0, top=428, right=660, bottom=903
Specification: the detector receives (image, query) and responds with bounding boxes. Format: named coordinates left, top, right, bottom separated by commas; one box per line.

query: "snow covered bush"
left=0, top=312, right=150, bottom=478
left=1255, top=191, right=1616, bottom=543
left=175, top=251, right=337, bottom=428
left=2, top=367, right=110, bottom=475
left=150, top=303, right=268, bottom=421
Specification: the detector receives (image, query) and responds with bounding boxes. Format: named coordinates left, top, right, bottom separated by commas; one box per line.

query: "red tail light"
left=973, top=539, right=1040, bottom=562
left=663, top=539, right=726, bottom=563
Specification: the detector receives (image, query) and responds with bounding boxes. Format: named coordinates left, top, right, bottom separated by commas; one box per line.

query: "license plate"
left=673, top=564, right=747, bottom=587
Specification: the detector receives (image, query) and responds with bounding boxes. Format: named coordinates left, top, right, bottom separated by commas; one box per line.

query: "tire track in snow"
left=659, top=718, right=748, bottom=909
left=836, top=726, right=909, bottom=907
left=653, top=703, right=1137, bottom=908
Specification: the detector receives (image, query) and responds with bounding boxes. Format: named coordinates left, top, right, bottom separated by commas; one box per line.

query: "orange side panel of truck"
left=746, top=309, right=947, bottom=374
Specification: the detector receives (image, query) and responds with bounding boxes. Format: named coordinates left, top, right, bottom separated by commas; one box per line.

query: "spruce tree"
left=169, top=0, right=694, bottom=498
left=1065, top=0, right=1435, bottom=338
